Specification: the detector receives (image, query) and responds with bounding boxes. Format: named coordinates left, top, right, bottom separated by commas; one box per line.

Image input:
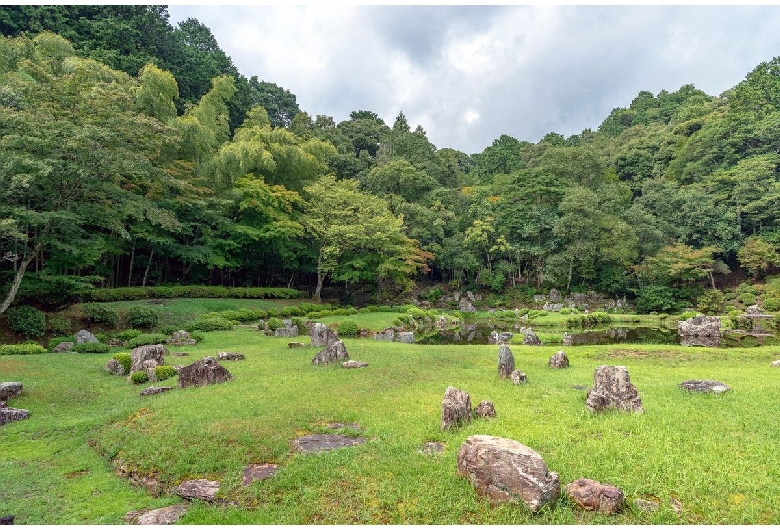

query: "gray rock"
left=441, top=386, right=472, bottom=431
left=126, top=504, right=188, bottom=525
left=634, top=498, right=660, bottom=512
left=458, top=298, right=476, bottom=312
left=274, top=325, right=298, bottom=338
left=312, top=340, right=349, bottom=365
left=105, top=358, right=126, bottom=376
left=543, top=302, right=564, bottom=312
left=341, top=360, right=368, bottom=369
left=457, top=435, right=560, bottom=512
left=0, top=406, right=30, bottom=426
left=0, top=382, right=23, bottom=401
left=396, top=331, right=415, bottom=343
left=310, top=322, right=339, bottom=348
left=488, top=331, right=513, bottom=345
left=130, top=344, right=167, bottom=373
left=53, top=341, right=74, bottom=353
left=585, top=365, right=643, bottom=413
left=549, top=350, right=570, bottom=369
left=174, top=479, right=220, bottom=502
left=770, top=360, right=780, bottom=367
left=420, top=441, right=445, bottom=455
left=549, top=288, right=561, bottom=303
left=562, top=332, right=573, bottom=347
left=373, top=329, right=395, bottom=342
left=293, top=434, right=366, bottom=453
left=475, top=400, right=496, bottom=418
left=167, top=330, right=197, bottom=346
left=242, top=463, right=279, bottom=486
left=75, top=330, right=99, bottom=344
left=565, top=478, right=624, bottom=514
left=522, top=329, right=542, bottom=346
left=217, top=351, right=245, bottom=361
left=498, top=344, right=515, bottom=379
left=288, top=341, right=305, bottom=348
left=178, top=357, right=233, bottom=388
left=140, top=386, right=172, bottom=397
left=679, top=380, right=730, bottom=394
left=511, top=370, right=528, bottom=384
left=678, top=315, right=721, bottom=347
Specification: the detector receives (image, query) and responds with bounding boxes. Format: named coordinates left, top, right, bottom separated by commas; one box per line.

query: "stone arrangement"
left=497, top=344, right=515, bottom=379
left=310, top=322, right=339, bottom=348
left=565, top=478, right=624, bottom=514
left=311, top=340, right=349, bottom=365
left=548, top=350, right=570, bottom=369
left=441, top=386, right=472, bottom=431
left=178, top=357, right=233, bottom=388
left=585, top=365, right=643, bottom=413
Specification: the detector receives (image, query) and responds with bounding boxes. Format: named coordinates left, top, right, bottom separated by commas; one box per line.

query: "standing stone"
left=130, top=344, right=167, bottom=373
left=310, top=323, right=339, bottom=348
left=178, top=357, right=233, bottom=388
left=511, top=370, right=528, bottom=385
left=441, top=386, right=472, bottom=431
left=457, top=435, right=560, bottom=512
left=678, top=315, right=721, bottom=347
left=475, top=400, right=496, bottom=418
left=565, top=478, right=624, bottom=514
left=75, top=330, right=99, bottom=344
left=498, top=344, right=515, bottom=379
left=562, top=332, right=573, bottom=347
left=548, top=350, right=570, bottom=369
left=142, top=359, right=159, bottom=381
left=522, top=329, right=542, bottom=346
left=174, top=479, right=220, bottom=502
left=585, top=365, right=643, bottom=413
left=396, top=331, right=415, bottom=343
left=274, top=325, right=299, bottom=338
left=0, top=382, right=22, bottom=401
left=311, top=340, right=349, bottom=365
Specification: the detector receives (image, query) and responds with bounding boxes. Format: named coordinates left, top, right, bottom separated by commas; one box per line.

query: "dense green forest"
left=3, top=5, right=780, bottom=313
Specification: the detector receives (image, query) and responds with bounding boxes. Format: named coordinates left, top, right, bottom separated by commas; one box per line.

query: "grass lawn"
left=2, top=324, right=780, bottom=524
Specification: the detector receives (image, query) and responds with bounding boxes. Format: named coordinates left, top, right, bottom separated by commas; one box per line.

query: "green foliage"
left=126, top=305, right=160, bottom=329
left=0, top=342, right=47, bottom=355
left=729, top=315, right=754, bottom=331
left=129, top=371, right=149, bottom=384
left=6, top=305, right=46, bottom=338
left=153, top=365, right=177, bottom=382
left=83, top=304, right=119, bottom=328
left=72, top=342, right=111, bottom=354
left=679, top=311, right=699, bottom=321
left=635, top=285, right=681, bottom=313
left=738, top=292, right=756, bottom=306
left=116, top=329, right=143, bottom=342
left=78, top=286, right=303, bottom=303
left=47, top=314, right=73, bottom=335
left=184, top=316, right=233, bottom=332
left=566, top=312, right=614, bottom=328
left=418, top=285, right=443, bottom=303
left=112, top=352, right=132, bottom=374
left=762, top=296, right=780, bottom=311
left=266, top=317, right=284, bottom=331
left=696, top=289, right=725, bottom=315
left=47, top=336, right=73, bottom=351
left=126, top=333, right=168, bottom=349
left=337, top=319, right=359, bottom=337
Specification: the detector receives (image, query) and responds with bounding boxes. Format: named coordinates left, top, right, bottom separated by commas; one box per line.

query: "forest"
left=3, top=5, right=780, bottom=314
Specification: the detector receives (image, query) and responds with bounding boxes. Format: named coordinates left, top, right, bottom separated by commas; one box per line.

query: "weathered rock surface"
left=441, top=386, right=472, bottom=431
left=565, top=478, right=624, bottom=514
left=178, top=357, right=233, bottom=388
left=549, top=288, right=561, bottom=302
left=420, top=441, right=445, bottom=455
left=341, top=360, right=368, bottom=368
left=0, top=405, right=30, bottom=426
left=0, top=515, right=14, bottom=524
left=217, top=351, right=245, bottom=361
left=75, top=330, right=99, bottom=344
left=396, top=331, right=415, bottom=343
left=585, top=365, right=643, bottom=413
left=522, top=329, right=542, bottom=346
left=174, top=479, right=220, bottom=502
left=53, top=341, right=74, bottom=353
left=511, top=370, right=528, bottom=384
left=130, top=344, right=167, bottom=373
left=678, top=315, right=721, bottom=347
left=288, top=341, right=304, bottom=348
left=679, top=380, right=730, bottom=394
left=310, top=322, right=339, bottom=348
left=104, top=358, right=126, bottom=376
left=475, top=400, right=496, bottom=418
left=457, top=435, right=560, bottom=512
left=274, top=325, right=298, bottom=338
left=312, top=340, right=349, bottom=365
left=126, top=504, right=188, bottom=525
left=373, top=329, right=395, bottom=342
left=0, top=382, right=22, bottom=401
left=167, top=330, right=197, bottom=346
left=488, top=331, right=513, bottom=345
left=293, top=434, right=366, bottom=453
left=562, top=332, right=573, bottom=347
left=242, top=463, right=279, bottom=486
left=140, top=386, right=173, bottom=397
left=497, top=344, right=515, bottom=379
left=549, top=350, right=570, bottom=369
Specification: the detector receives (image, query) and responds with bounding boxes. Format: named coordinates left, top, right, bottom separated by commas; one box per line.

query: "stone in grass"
left=242, top=464, right=279, bottom=487
left=341, top=360, right=368, bottom=369
left=585, top=365, right=643, bottom=414
left=475, top=400, right=496, bottom=418
left=178, top=357, right=233, bottom=388
left=511, top=370, right=528, bottom=385
left=498, top=344, right=515, bottom=379
left=679, top=380, right=730, bottom=394
left=565, top=478, right=624, bottom=514
left=140, top=386, right=172, bottom=397
left=420, top=441, right=445, bottom=455
left=0, top=382, right=23, bottom=401
left=53, top=342, right=74, bottom=353
left=441, top=386, right=472, bottom=431
left=549, top=350, right=570, bottom=369
left=174, top=479, right=220, bottom=502
left=0, top=403, right=30, bottom=426
left=770, top=360, right=780, bottom=367
left=125, top=504, right=188, bottom=525
left=288, top=342, right=305, bottom=348
left=130, top=344, right=167, bottom=373
left=293, top=434, right=366, bottom=454
left=310, top=322, right=339, bottom=348
left=105, top=358, right=126, bottom=376
left=217, top=351, right=245, bottom=361
left=311, top=340, right=349, bottom=365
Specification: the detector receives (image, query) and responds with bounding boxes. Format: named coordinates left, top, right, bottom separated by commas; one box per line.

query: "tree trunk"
left=127, top=239, right=135, bottom=286
left=314, top=248, right=324, bottom=302
left=0, top=243, right=41, bottom=315
left=142, top=249, right=154, bottom=287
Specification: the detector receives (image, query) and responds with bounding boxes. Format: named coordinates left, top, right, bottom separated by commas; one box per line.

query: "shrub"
left=154, top=365, right=177, bottom=381
left=129, top=371, right=149, bottom=384
left=189, top=332, right=205, bottom=342
left=738, top=292, right=756, bottom=306
left=116, top=329, right=142, bottom=342
left=280, top=306, right=304, bottom=317
left=83, top=304, right=119, bottom=328
left=337, top=320, right=359, bottom=336
left=184, top=316, right=233, bottom=332
left=635, top=285, right=680, bottom=313
left=696, top=289, right=725, bottom=315
left=126, top=333, right=169, bottom=349
left=266, top=317, right=284, bottom=331
left=157, top=325, right=180, bottom=336
left=47, top=336, right=72, bottom=350
left=419, top=285, right=444, bottom=303
left=112, top=352, right=132, bottom=374
left=47, top=314, right=73, bottom=335
left=730, top=315, right=754, bottom=331
left=72, top=342, right=111, bottom=354
left=266, top=308, right=280, bottom=318
left=126, top=305, right=160, bottom=329
left=679, top=311, right=699, bottom=321
left=763, top=296, right=780, bottom=312
left=0, top=342, right=46, bottom=355
left=7, top=305, right=46, bottom=339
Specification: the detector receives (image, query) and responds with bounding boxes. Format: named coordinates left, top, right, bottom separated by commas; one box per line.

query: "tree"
left=737, top=236, right=780, bottom=279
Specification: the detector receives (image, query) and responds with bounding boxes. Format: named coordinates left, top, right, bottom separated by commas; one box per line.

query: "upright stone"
left=549, top=288, right=561, bottom=303
left=0, top=382, right=23, bottom=401
left=104, top=358, right=126, bottom=376
left=457, top=435, right=560, bottom=512
left=549, top=350, right=570, bottom=369
left=511, top=370, right=528, bottom=384
left=678, top=315, right=721, bottom=347
left=441, top=386, right=472, bottom=431
left=522, top=329, right=542, bottom=346
left=497, top=344, right=515, bottom=379
left=562, top=332, right=573, bottom=347
left=130, top=344, right=168, bottom=373
left=311, top=340, right=349, bottom=365
left=310, top=323, right=339, bottom=348
left=585, top=365, right=643, bottom=413
left=75, top=330, right=99, bottom=344
left=475, top=400, right=496, bottom=418
left=178, top=357, right=233, bottom=388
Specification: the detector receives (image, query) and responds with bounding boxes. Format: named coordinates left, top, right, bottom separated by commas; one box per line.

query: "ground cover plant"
left=2, top=323, right=780, bottom=524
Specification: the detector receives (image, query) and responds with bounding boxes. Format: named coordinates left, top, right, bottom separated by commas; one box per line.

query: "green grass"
left=2, top=325, right=780, bottom=524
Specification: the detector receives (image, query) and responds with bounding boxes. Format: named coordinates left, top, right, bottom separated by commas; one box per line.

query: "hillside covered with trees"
left=3, top=5, right=780, bottom=313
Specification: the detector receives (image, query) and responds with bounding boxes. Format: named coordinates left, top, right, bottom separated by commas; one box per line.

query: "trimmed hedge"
left=0, top=342, right=47, bottom=355
left=78, top=286, right=303, bottom=303
left=72, top=342, right=111, bottom=354
left=126, top=334, right=169, bottom=349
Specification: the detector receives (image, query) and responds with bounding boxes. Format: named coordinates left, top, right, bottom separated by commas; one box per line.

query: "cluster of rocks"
left=441, top=387, right=496, bottom=431
left=678, top=315, right=721, bottom=347
left=309, top=323, right=369, bottom=368
left=373, top=328, right=415, bottom=343
left=0, top=382, right=29, bottom=426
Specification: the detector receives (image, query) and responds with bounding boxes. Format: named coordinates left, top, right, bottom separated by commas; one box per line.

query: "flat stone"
left=0, top=382, right=23, bottom=401
left=679, top=380, right=730, bottom=394
left=341, top=360, right=368, bottom=368
left=242, top=463, right=279, bottom=486
left=174, top=479, right=220, bottom=502
left=420, top=441, right=445, bottom=455
left=770, top=360, right=780, bottom=367
left=293, top=434, right=366, bottom=454
left=140, top=386, right=172, bottom=397
left=288, top=342, right=305, bottom=348
left=0, top=407, right=30, bottom=426
left=326, top=422, right=362, bottom=431
left=171, top=351, right=189, bottom=357
left=127, top=504, right=188, bottom=525
left=634, top=498, right=660, bottom=512
left=217, top=351, right=245, bottom=361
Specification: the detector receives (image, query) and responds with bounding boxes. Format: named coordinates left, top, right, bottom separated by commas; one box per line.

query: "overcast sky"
left=167, top=4, right=780, bottom=155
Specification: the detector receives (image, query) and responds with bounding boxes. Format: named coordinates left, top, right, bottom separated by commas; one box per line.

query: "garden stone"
left=0, top=515, right=13, bottom=524
left=312, top=340, right=349, bottom=365
left=549, top=350, right=570, bottom=369
left=167, top=330, right=197, bottom=346
left=142, top=359, right=158, bottom=381
left=373, top=329, right=395, bottom=342
left=0, top=382, right=22, bottom=401
left=53, top=341, right=74, bottom=353
left=497, top=344, right=515, bottom=379
left=488, top=331, right=513, bottom=345
left=475, top=400, right=496, bottom=418
left=634, top=498, right=659, bottom=512
left=310, top=323, right=339, bottom=348
left=585, top=365, right=643, bottom=413
left=130, top=344, right=167, bottom=373
left=511, top=370, right=527, bottom=384
left=565, top=478, right=624, bottom=514
left=342, top=360, right=368, bottom=369
left=288, top=342, right=304, bottom=348
left=549, top=288, right=561, bottom=302
left=174, top=479, right=220, bottom=502
left=75, top=330, right=99, bottom=344
left=441, top=386, right=472, bottom=431
left=178, top=357, right=233, bottom=388
left=543, top=302, right=564, bottom=312
left=678, top=315, right=721, bottom=347
left=104, top=358, right=126, bottom=376
left=746, top=304, right=764, bottom=316
left=458, top=298, right=476, bottom=312
left=771, top=360, right=780, bottom=367
left=125, top=505, right=188, bottom=525
left=242, top=463, right=279, bottom=486
left=293, top=434, right=365, bottom=453
left=679, top=380, right=730, bottom=394
left=563, top=332, right=573, bottom=347
left=274, top=325, right=298, bottom=338
left=522, top=329, right=542, bottom=346
left=140, top=386, right=172, bottom=397
left=420, top=441, right=444, bottom=455
left=436, top=316, right=448, bottom=330
left=397, top=331, right=415, bottom=343
left=0, top=404, right=30, bottom=426
left=217, top=351, right=245, bottom=361
left=457, top=435, right=560, bottom=512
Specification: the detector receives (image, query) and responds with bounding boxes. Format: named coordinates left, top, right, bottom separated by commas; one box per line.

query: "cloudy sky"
left=167, top=4, right=780, bottom=155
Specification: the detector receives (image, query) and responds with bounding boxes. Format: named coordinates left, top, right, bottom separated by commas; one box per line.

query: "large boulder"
left=310, top=323, right=339, bottom=348
left=441, top=386, right=472, bottom=431
left=178, top=357, right=233, bottom=388
left=565, top=478, right=624, bottom=514
left=104, top=358, right=126, bottom=376
left=522, top=329, right=542, bottom=346
left=311, top=340, right=349, bottom=365
left=678, top=315, right=721, bottom=347
left=75, top=330, right=99, bottom=344
left=497, top=344, right=515, bottom=379
left=457, top=435, right=560, bottom=512
left=0, top=382, right=23, bottom=401
left=373, top=329, right=395, bottom=342
left=585, top=365, right=643, bottom=413
left=130, top=344, right=167, bottom=373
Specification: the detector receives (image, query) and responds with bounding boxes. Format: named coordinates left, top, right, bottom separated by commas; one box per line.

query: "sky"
left=166, top=4, right=780, bottom=155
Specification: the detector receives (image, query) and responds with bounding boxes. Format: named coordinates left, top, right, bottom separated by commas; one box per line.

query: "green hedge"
left=1, top=342, right=47, bottom=355
left=77, top=286, right=303, bottom=303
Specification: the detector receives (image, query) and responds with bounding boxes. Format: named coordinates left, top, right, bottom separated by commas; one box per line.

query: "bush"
left=337, top=320, right=359, bottom=337
left=83, top=304, right=119, bottom=328
left=730, top=315, right=754, bottom=331
left=154, top=365, right=177, bottom=381
left=266, top=317, right=284, bottom=331
left=0, top=342, right=46, bottom=355
left=763, top=296, right=780, bottom=312
left=112, top=352, right=132, bottom=374
left=78, top=286, right=303, bottom=302
left=635, top=285, right=680, bottom=314
left=72, top=342, right=111, bottom=354
left=738, top=292, right=756, bottom=306
left=116, top=329, right=143, bottom=342
left=419, top=285, right=444, bottom=303
left=7, top=305, right=46, bottom=339
left=126, top=305, right=160, bottom=329
left=184, top=316, right=233, bottom=332
left=126, top=333, right=169, bottom=349
left=129, top=371, right=149, bottom=384
left=679, top=311, right=699, bottom=321
left=47, top=314, right=72, bottom=335
left=696, top=289, right=725, bottom=315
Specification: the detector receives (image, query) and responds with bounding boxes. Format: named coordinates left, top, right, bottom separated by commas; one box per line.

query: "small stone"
left=0, top=407, right=30, bottom=426
left=217, top=351, right=245, bottom=361
left=242, top=464, right=279, bottom=486
left=311, top=340, right=349, bottom=365
left=293, top=434, right=365, bottom=453
left=679, top=380, right=730, bottom=394
left=475, top=400, right=496, bottom=418
left=0, top=515, right=14, bottom=525
left=634, top=498, right=660, bottom=512
left=53, top=342, right=74, bottom=353
left=274, top=325, right=298, bottom=338
left=565, top=478, right=624, bottom=514
left=670, top=497, right=683, bottom=514
left=511, top=370, right=527, bottom=384
left=127, top=504, right=188, bottom=525
left=140, top=386, right=172, bottom=397
left=0, top=382, right=23, bottom=401
left=549, top=350, right=570, bottom=369
left=105, top=358, right=126, bottom=376
left=373, top=329, right=395, bottom=342
left=174, top=479, right=220, bottom=502
left=770, top=360, right=780, bottom=367
left=288, top=342, right=305, bottom=348
left=341, top=360, right=368, bottom=368
left=396, top=331, right=415, bottom=343
left=420, top=441, right=444, bottom=455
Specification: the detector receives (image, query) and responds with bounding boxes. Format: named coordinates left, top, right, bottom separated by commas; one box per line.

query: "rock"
left=217, top=351, right=245, bottom=361
left=679, top=380, right=730, bottom=394
left=312, top=340, right=349, bottom=365
left=533, top=295, right=547, bottom=303
left=562, top=332, right=573, bottom=347
left=458, top=298, right=476, bottom=312
left=126, top=504, right=188, bottom=525
left=771, top=360, right=780, bottom=367
left=310, top=322, right=339, bottom=348
left=293, top=434, right=366, bottom=453
left=130, top=344, right=167, bottom=373
left=746, top=304, right=764, bottom=316
left=174, top=479, right=220, bottom=502
left=0, top=406, right=30, bottom=426
left=543, top=302, right=564, bottom=312
left=497, top=344, right=515, bottom=379
left=396, top=331, right=415, bottom=343
left=53, top=341, right=74, bottom=353
left=171, top=351, right=189, bottom=357
left=457, top=435, right=560, bottom=512
left=634, top=498, right=659, bottom=512
left=441, top=386, right=472, bottom=431
left=420, top=441, right=445, bottom=455
left=511, top=370, right=528, bottom=384
left=167, top=330, right=197, bottom=346
left=565, top=478, right=624, bottom=514
left=373, top=329, right=395, bottom=342
left=242, top=463, right=279, bottom=486
left=475, top=400, right=496, bottom=418
left=678, top=315, right=721, bottom=347
left=549, top=350, right=570, bottom=369
left=178, top=357, right=233, bottom=388
left=274, top=325, right=298, bottom=338
left=75, top=330, right=99, bottom=344
left=0, top=515, right=13, bottom=524
left=522, top=329, right=542, bottom=346
left=341, top=360, right=368, bottom=369
left=0, top=382, right=22, bottom=401
left=140, top=386, right=172, bottom=397
left=585, top=365, right=643, bottom=413
left=288, top=341, right=305, bottom=348
left=142, top=359, right=159, bottom=381
left=549, top=288, right=561, bottom=302
left=435, top=316, right=448, bottom=330
left=488, top=331, right=513, bottom=345
left=104, top=358, right=126, bottom=376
